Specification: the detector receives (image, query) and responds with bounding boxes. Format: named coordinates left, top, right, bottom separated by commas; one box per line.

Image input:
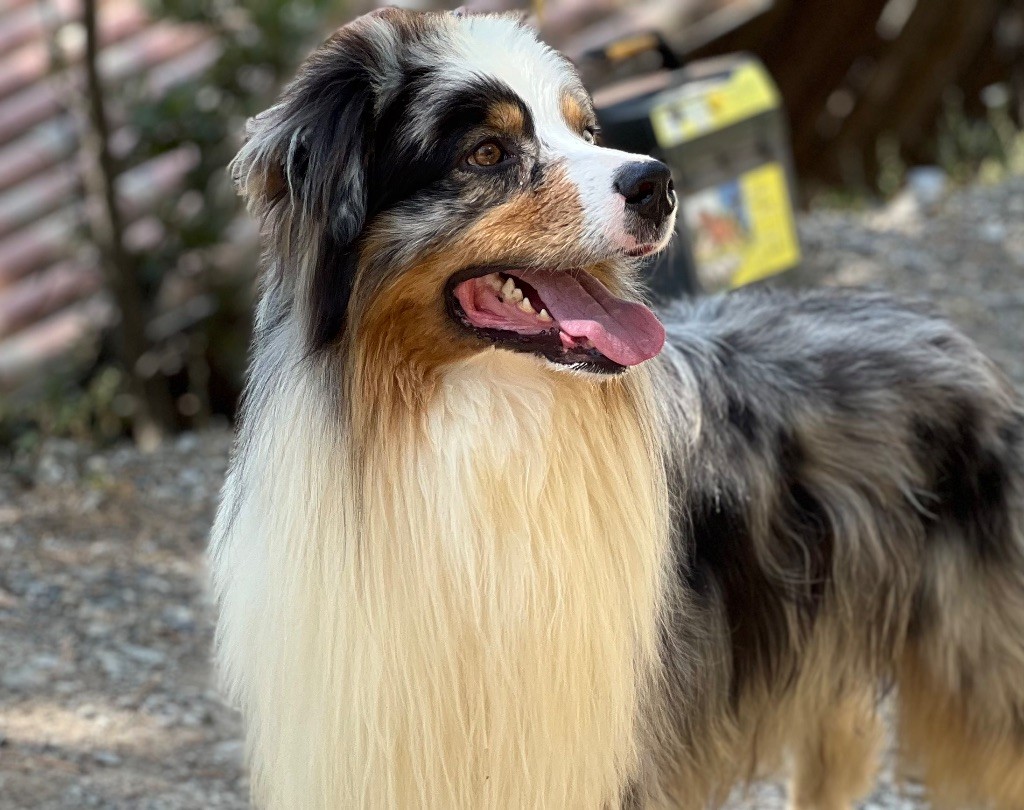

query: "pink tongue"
left=518, top=269, right=665, bottom=366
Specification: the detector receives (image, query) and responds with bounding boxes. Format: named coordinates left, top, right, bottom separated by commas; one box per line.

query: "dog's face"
left=234, top=9, right=675, bottom=380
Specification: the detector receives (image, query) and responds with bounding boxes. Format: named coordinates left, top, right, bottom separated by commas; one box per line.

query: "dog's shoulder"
left=657, top=286, right=1012, bottom=412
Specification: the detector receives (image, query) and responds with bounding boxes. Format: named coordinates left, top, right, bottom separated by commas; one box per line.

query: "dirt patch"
left=0, top=433, right=245, bottom=809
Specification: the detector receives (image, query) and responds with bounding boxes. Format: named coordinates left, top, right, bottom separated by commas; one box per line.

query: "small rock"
left=121, top=643, right=167, bottom=667
left=2, top=662, right=51, bottom=691
left=906, top=166, right=948, bottom=212
left=35, top=439, right=81, bottom=486
left=84, top=620, right=114, bottom=638
left=55, top=679, right=82, bottom=695
left=176, top=432, right=201, bottom=453
left=79, top=489, right=104, bottom=512
left=84, top=455, right=108, bottom=475
left=92, top=750, right=122, bottom=766
left=211, top=739, right=244, bottom=769
left=980, top=220, right=1007, bottom=243
left=161, top=604, right=196, bottom=633
left=96, top=649, right=125, bottom=680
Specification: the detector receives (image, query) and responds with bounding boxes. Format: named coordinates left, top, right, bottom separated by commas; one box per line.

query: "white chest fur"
left=211, top=353, right=668, bottom=808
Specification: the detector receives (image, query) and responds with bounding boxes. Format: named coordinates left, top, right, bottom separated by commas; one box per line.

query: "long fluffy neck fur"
left=212, top=342, right=670, bottom=808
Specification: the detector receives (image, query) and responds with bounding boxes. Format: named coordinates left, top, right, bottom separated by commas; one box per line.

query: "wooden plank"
left=890, top=0, right=1001, bottom=150
left=686, top=0, right=794, bottom=59
left=825, top=0, right=958, bottom=184
left=781, top=0, right=890, bottom=168
left=0, top=120, right=77, bottom=193
left=0, top=260, right=103, bottom=338
left=0, top=297, right=111, bottom=389
left=0, top=214, right=75, bottom=289
left=0, top=164, right=79, bottom=240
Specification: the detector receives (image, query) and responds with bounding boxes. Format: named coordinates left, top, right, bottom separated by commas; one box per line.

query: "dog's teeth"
left=510, top=286, right=524, bottom=303
left=538, top=308, right=552, bottom=322
left=518, top=297, right=535, bottom=314
left=484, top=274, right=503, bottom=292
left=501, top=277, right=515, bottom=299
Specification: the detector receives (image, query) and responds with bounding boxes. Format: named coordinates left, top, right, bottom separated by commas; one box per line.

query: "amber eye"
left=468, top=140, right=506, bottom=167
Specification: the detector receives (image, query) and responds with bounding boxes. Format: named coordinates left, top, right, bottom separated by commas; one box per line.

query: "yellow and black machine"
left=586, top=33, right=801, bottom=299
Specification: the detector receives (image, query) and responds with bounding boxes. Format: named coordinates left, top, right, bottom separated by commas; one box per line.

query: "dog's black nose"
left=614, top=161, right=676, bottom=224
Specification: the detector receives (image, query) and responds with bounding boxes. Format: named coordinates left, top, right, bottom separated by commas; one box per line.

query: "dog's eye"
left=468, top=140, right=507, bottom=167
left=582, top=127, right=597, bottom=145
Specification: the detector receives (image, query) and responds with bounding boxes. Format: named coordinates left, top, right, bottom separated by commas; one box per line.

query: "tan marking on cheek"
left=456, top=165, right=588, bottom=263
left=560, top=92, right=591, bottom=135
left=584, top=260, right=629, bottom=298
left=351, top=166, right=632, bottom=432
left=485, top=101, right=527, bottom=137
left=353, top=253, right=480, bottom=433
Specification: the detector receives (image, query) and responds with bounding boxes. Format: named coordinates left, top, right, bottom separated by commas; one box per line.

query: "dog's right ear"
left=229, top=11, right=404, bottom=351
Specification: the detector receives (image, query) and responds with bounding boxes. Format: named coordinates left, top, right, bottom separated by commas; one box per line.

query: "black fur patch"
left=772, top=430, right=833, bottom=608
left=914, top=401, right=1015, bottom=563
left=725, top=390, right=760, bottom=445
left=261, top=32, right=382, bottom=354
left=679, top=337, right=836, bottom=704
left=369, top=75, right=537, bottom=218
left=687, top=484, right=796, bottom=702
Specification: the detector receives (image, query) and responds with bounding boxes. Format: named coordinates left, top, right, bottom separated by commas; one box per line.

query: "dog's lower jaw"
left=211, top=350, right=671, bottom=809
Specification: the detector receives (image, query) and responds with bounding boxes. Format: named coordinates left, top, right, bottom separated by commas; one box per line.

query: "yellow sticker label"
left=650, top=63, right=780, bottom=148
left=683, top=162, right=800, bottom=290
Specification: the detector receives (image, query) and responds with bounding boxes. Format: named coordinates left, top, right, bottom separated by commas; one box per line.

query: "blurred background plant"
left=0, top=0, right=1021, bottom=451
left=104, top=0, right=348, bottom=446
left=0, top=0, right=344, bottom=451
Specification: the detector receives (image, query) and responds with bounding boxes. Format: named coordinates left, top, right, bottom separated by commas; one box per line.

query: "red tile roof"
left=0, top=0, right=218, bottom=389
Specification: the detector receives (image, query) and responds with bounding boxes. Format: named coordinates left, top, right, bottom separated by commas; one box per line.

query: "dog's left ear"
left=230, top=11, right=402, bottom=350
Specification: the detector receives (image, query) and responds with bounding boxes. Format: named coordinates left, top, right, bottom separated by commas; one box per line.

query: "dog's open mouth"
left=446, top=267, right=666, bottom=373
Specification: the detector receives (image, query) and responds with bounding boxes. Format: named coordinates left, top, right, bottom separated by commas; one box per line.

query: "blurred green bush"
left=2, top=0, right=343, bottom=450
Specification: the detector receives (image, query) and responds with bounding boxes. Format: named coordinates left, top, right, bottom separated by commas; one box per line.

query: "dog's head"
left=234, top=8, right=675, bottom=382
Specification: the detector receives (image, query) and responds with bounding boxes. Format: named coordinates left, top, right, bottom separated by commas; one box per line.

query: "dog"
left=210, top=8, right=1024, bottom=808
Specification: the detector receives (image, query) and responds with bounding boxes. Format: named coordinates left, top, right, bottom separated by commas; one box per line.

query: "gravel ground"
left=1, top=177, right=1022, bottom=809
left=796, top=176, right=1024, bottom=390
left=0, top=432, right=243, bottom=809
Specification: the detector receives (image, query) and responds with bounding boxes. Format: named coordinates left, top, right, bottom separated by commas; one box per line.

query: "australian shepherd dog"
left=210, top=8, right=1024, bottom=809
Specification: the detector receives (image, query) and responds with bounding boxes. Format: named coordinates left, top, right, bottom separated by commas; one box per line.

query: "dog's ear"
left=230, top=12, right=399, bottom=351
left=232, top=28, right=376, bottom=242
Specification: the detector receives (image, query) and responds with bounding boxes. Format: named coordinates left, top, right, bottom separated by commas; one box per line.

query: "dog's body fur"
left=211, top=10, right=1024, bottom=808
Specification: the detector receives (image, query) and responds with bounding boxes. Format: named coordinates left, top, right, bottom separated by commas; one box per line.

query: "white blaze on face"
left=440, top=15, right=667, bottom=254
left=555, top=139, right=663, bottom=252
